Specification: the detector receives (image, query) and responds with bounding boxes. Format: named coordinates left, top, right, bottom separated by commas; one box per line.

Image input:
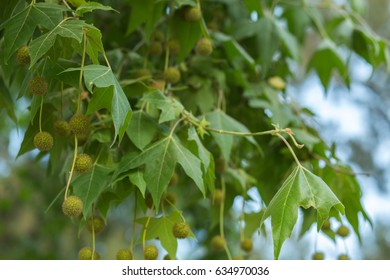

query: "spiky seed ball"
left=28, top=76, right=48, bottom=96
left=173, top=221, right=190, bottom=239
left=116, top=249, right=133, bottom=260
left=164, top=192, right=177, bottom=206
left=152, top=31, right=164, bottom=42
left=195, top=38, right=213, bottom=56
left=149, top=41, right=163, bottom=56
left=338, top=254, right=350, bottom=260
left=87, top=216, right=105, bottom=234
left=78, top=247, right=100, bottom=260
left=213, top=189, right=225, bottom=205
left=312, top=252, right=324, bottom=260
left=169, top=172, right=179, bottom=186
left=240, top=238, right=253, bottom=252
left=184, top=6, right=202, bottom=22
left=268, top=76, right=286, bottom=90
left=62, top=195, right=83, bottom=217
left=33, top=131, right=53, bottom=151
left=336, top=225, right=350, bottom=238
left=211, top=235, right=226, bottom=251
left=16, top=46, right=30, bottom=65
left=54, top=120, right=70, bottom=137
left=167, top=39, right=181, bottom=56
left=163, top=67, right=181, bottom=84
left=144, top=245, right=158, bottom=260
left=69, top=113, right=90, bottom=137
left=75, top=153, right=93, bottom=173
left=321, top=220, right=331, bottom=231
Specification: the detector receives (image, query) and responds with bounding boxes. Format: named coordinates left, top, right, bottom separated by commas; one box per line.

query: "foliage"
left=0, top=0, right=386, bottom=260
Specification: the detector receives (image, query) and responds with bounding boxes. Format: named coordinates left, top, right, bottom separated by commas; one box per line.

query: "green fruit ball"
left=211, top=235, right=226, bottom=251
left=173, top=221, right=190, bottom=239
left=69, top=113, right=90, bottom=137
left=62, top=195, right=83, bottom=217
left=16, top=46, right=30, bottom=65
left=144, top=245, right=159, bottom=260
left=240, top=238, right=253, bottom=252
left=152, top=31, right=164, bottom=42
left=28, top=76, right=48, bottom=96
left=33, top=131, right=53, bottom=151
left=167, top=39, right=181, bottom=56
left=184, top=6, right=202, bottom=22
left=213, top=189, right=225, bottom=205
left=75, top=153, right=93, bottom=173
left=163, top=67, right=181, bottom=84
left=338, top=254, right=350, bottom=260
left=195, top=38, right=213, bottom=56
left=116, top=249, right=133, bottom=260
left=87, top=216, right=105, bottom=233
left=149, top=41, right=163, bottom=56
left=78, top=247, right=100, bottom=260
left=312, top=252, right=324, bottom=260
left=54, top=120, right=70, bottom=137
left=336, top=225, right=350, bottom=238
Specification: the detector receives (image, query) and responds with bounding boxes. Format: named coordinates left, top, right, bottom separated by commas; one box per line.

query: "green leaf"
left=29, top=19, right=85, bottom=67
left=260, top=165, right=344, bottom=259
left=206, top=110, right=258, bottom=160
left=244, top=210, right=264, bottom=237
left=73, top=164, right=112, bottom=217
left=84, top=24, right=104, bottom=65
left=128, top=171, right=147, bottom=198
left=75, top=2, right=116, bottom=16
left=243, top=0, right=262, bottom=14
left=66, top=65, right=132, bottom=144
left=86, top=87, right=113, bottom=114
left=255, top=17, right=280, bottom=73
left=307, top=39, right=349, bottom=90
left=127, top=111, right=159, bottom=150
left=141, top=90, right=184, bottom=124
left=0, top=78, right=17, bottom=122
left=273, top=20, right=300, bottom=60
left=1, top=3, right=66, bottom=61
left=137, top=211, right=185, bottom=259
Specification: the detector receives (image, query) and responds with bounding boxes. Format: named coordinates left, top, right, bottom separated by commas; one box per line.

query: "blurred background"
left=1, top=0, right=390, bottom=260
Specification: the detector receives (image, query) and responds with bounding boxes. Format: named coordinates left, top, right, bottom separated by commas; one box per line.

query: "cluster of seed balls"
left=312, top=222, right=351, bottom=260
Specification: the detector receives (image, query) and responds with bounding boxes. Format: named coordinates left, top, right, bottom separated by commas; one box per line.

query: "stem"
left=162, top=41, right=170, bottom=94
left=60, top=82, right=64, bottom=119
left=276, top=133, right=302, bottom=167
left=142, top=206, right=154, bottom=252
left=77, top=31, right=87, bottom=114
left=130, top=193, right=137, bottom=252
left=38, top=96, right=44, bottom=132
left=91, top=211, right=96, bottom=260
left=219, top=176, right=232, bottom=260
left=169, top=117, right=184, bottom=137
left=64, top=136, right=78, bottom=199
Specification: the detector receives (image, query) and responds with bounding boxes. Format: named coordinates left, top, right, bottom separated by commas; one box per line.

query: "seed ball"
left=69, top=113, right=90, bottom=137
left=149, top=41, right=163, bottom=56
left=152, top=31, right=164, bottom=42
left=336, top=225, right=350, bottom=238
left=268, top=76, right=286, bottom=90
left=144, top=245, right=159, bottom=260
left=16, top=46, right=30, bottom=65
left=240, top=238, right=253, bottom=252
left=195, top=38, right=213, bottom=56
left=116, top=249, right=133, bottom=260
left=75, top=153, right=93, bottom=173
left=167, top=39, right=181, bottom=56
left=62, top=195, right=83, bottom=217
left=172, top=221, right=190, bottom=239
left=184, top=6, right=202, bottom=22
left=338, top=254, right=350, bottom=260
left=321, top=220, right=331, bottom=231
left=87, top=216, right=105, bottom=234
left=54, top=120, right=70, bottom=137
left=163, top=67, right=181, bottom=84
left=211, top=235, right=226, bottom=251
left=312, top=252, right=324, bottom=260
left=78, top=247, right=100, bottom=260
left=33, top=131, right=53, bottom=151
left=28, top=76, right=48, bottom=96
left=212, top=189, right=225, bottom=205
